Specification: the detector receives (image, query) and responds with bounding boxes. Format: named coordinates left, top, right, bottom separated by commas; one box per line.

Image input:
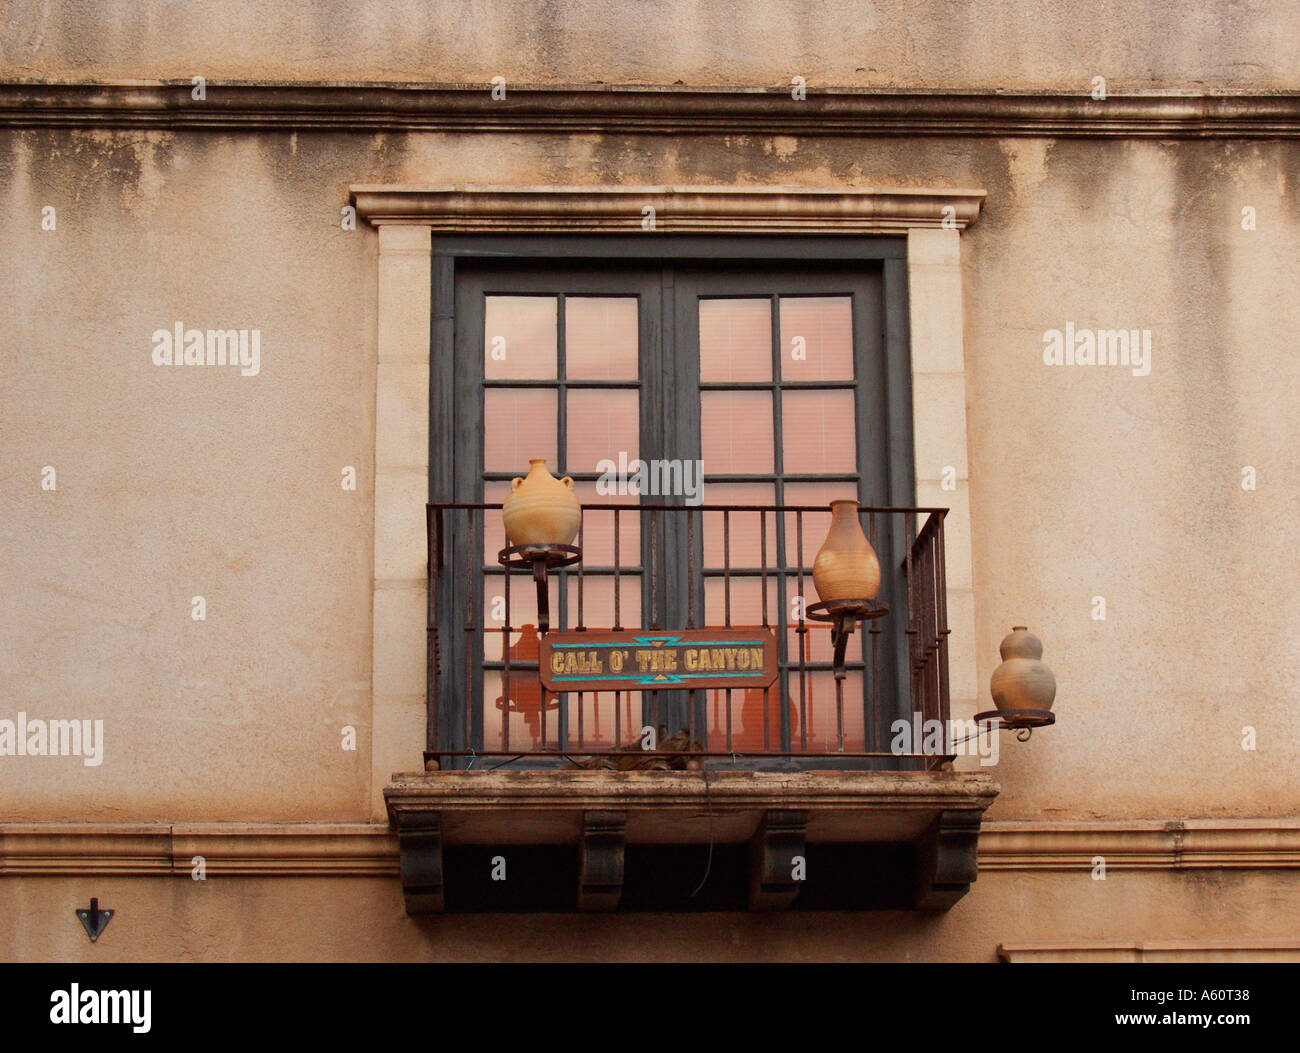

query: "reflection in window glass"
left=484, top=667, right=559, bottom=750
left=704, top=684, right=798, bottom=753
left=482, top=576, right=542, bottom=662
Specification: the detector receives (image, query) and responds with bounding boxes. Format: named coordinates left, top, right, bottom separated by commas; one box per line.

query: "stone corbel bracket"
left=749, top=809, right=809, bottom=910
left=579, top=810, right=627, bottom=912
left=395, top=810, right=444, bottom=914
left=914, top=809, right=984, bottom=910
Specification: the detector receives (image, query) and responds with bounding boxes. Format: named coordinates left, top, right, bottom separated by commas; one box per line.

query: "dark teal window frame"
left=429, top=236, right=915, bottom=770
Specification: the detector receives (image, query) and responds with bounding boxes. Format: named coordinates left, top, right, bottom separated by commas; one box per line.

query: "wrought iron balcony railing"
left=424, top=501, right=951, bottom=771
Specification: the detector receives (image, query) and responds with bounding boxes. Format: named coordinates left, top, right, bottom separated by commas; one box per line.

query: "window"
left=432, top=237, right=916, bottom=770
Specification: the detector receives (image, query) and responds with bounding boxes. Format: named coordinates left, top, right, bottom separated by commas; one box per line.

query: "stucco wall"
left=1, top=124, right=1296, bottom=822
left=3, top=867, right=1296, bottom=961
left=1, top=0, right=1297, bottom=90
left=0, top=2, right=1297, bottom=966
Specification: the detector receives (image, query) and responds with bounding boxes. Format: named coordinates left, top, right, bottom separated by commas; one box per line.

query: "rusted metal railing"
left=426, top=502, right=952, bottom=771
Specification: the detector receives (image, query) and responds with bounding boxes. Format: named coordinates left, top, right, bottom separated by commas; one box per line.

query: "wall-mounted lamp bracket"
left=497, top=544, right=582, bottom=635
left=806, top=598, right=889, bottom=680
left=974, top=709, right=1055, bottom=741
left=75, top=897, right=113, bottom=943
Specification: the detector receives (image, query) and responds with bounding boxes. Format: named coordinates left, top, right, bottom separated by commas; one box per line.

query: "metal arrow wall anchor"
left=75, top=897, right=114, bottom=943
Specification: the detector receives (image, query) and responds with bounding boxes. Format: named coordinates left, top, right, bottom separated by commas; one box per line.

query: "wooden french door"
left=443, top=252, right=910, bottom=767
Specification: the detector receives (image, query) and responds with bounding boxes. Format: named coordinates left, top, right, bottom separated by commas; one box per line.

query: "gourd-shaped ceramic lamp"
left=811, top=500, right=881, bottom=602
left=501, top=458, right=582, bottom=547
left=990, top=626, right=1057, bottom=712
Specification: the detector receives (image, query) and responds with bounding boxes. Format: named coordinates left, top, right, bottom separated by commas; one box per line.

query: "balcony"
left=384, top=501, right=999, bottom=912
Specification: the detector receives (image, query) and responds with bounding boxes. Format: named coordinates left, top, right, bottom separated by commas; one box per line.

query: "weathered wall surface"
left=2, top=124, right=1296, bottom=821
left=1, top=0, right=1297, bottom=90
left=2, top=867, right=1296, bottom=961
left=0, top=129, right=381, bottom=820
left=963, top=136, right=1300, bottom=821
left=0, top=0, right=1297, bottom=961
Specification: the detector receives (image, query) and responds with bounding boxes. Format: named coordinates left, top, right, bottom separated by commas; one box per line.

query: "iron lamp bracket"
left=806, top=598, right=889, bottom=680
left=974, top=709, right=1056, bottom=741
left=76, top=897, right=114, bottom=943
left=497, top=544, right=582, bottom=634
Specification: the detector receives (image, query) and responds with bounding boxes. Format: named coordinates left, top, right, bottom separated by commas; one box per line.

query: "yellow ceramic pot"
left=501, top=458, right=581, bottom=547
left=990, top=626, right=1057, bottom=712
left=812, top=500, right=881, bottom=602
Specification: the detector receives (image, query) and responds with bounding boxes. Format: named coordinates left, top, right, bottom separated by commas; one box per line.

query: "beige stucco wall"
left=2, top=126, right=1295, bottom=822
left=0, top=0, right=1296, bottom=959
left=3, top=868, right=1297, bottom=961
left=0, top=129, right=381, bottom=821
left=966, top=137, right=1300, bottom=820
left=1, top=0, right=1297, bottom=90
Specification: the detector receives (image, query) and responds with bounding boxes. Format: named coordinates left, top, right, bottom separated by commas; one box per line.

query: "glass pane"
left=565, top=576, right=643, bottom=634
left=703, top=577, right=781, bottom=751
left=781, top=389, right=857, bottom=474
left=482, top=480, right=510, bottom=564
left=704, top=576, right=778, bottom=632
left=699, top=483, right=777, bottom=569
left=566, top=389, right=639, bottom=475
left=484, top=668, right=560, bottom=750
left=484, top=296, right=557, bottom=380
left=701, top=391, right=773, bottom=474
left=570, top=482, right=640, bottom=569
left=704, top=684, right=790, bottom=753
left=787, top=609, right=836, bottom=664
left=484, top=576, right=648, bottom=661
left=798, top=670, right=866, bottom=753
left=699, top=298, right=772, bottom=383
left=484, top=389, right=557, bottom=472
left=566, top=297, right=639, bottom=380
left=569, top=690, right=645, bottom=749
left=483, top=575, right=542, bottom=661
left=779, top=296, right=854, bottom=381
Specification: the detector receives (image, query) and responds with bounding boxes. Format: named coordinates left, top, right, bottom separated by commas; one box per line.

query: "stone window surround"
left=352, top=185, right=986, bottom=817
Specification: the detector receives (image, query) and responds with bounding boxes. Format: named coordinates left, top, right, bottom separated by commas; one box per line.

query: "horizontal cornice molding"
left=349, top=184, right=986, bottom=232
left=999, top=941, right=1300, bottom=963
left=1, top=82, right=1299, bottom=138
left=0, top=823, right=398, bottom=876
left=979, top=818, right=1300, bottom=870
left=2, top=817, right=1298, bottom=877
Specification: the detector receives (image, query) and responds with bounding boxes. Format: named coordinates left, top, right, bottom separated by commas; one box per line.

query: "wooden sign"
left=539, top=629, right=779, bottom=692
